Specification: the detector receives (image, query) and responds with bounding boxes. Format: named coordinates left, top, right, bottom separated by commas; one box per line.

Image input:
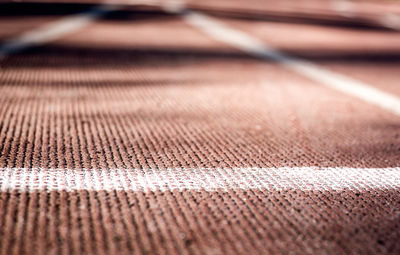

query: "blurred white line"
left=1, top=167, right=399, bottom=192
left=0, top=4, right=117, bottom=58
left=331, top=0, right=355, bottom=18
left=331, top=0, right=400, bottom=30
left=181, top=11, right=400, bottom=117
left=162, top=0, right=185, bottom=13
left=381, top=13, right=400, bottom=30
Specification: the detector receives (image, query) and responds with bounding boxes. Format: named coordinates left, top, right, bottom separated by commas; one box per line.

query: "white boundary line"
left=0, top=4, right=117, bottom=58
left=177, top=11, right=400, bottom=117
left=380, top=13, right=400, bottom=30
left=331, top=0, right=357, bottom=18
left=0, top=167, right=399, bottom=192
left=331, top=0, right=400, bottom=30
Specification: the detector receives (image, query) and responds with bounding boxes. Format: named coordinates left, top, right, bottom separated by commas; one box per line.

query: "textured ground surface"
left=0, top=0, right=400, bottom=254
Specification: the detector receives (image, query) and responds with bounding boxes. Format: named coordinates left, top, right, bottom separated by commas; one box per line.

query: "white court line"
left=0, top=4, right=117, bottom=58
left=331, top=0, right=356, bottom=18
left=380, top=13, right=400, bottom=30
left=331, top=0, right=400, bottom=30
left=0, top=167, right=399, bottom=192
left=175, top=10, right=400, bottom=116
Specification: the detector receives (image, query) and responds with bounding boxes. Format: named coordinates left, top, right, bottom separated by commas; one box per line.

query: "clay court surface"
left=0, top=0, right=400, bottom=254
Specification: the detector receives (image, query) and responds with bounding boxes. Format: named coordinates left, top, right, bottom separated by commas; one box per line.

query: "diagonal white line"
left=0, top=4, right=118, bottom=58
left=0, top=167, right=399, bottom=192
left=175, top=10, right=400, bottom=117
left=380, top=13, right=400, bottom=30
left=331, top=0, right=400, bottom=30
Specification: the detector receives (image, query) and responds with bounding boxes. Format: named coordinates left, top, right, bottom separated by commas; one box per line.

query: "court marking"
left=0, top=167, right=399, bottom=192
left=331, top=0, right=356, bottom=18
left=331, top=0, right=400, bottom=30
left=175, top=10, right=400, bottom=117
left=380, top=13, right=400, bottom=30
left=0, top=4, right=117, bottom=58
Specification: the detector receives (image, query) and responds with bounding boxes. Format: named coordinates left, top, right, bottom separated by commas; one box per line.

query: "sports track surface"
left=0, top=0, right=400, bottom=254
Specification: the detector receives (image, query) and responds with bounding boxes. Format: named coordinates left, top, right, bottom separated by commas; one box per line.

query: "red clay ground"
left=0, top=1, right=399, bottom=254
